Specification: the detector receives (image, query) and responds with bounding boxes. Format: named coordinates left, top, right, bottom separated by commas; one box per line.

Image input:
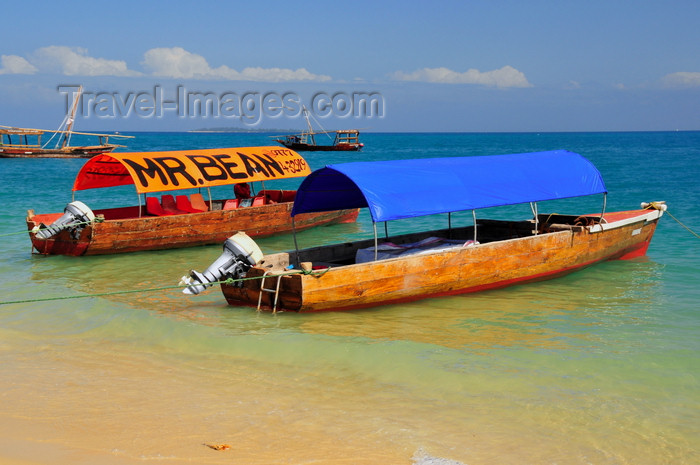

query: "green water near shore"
left=1, top=131, right=698, bottom=464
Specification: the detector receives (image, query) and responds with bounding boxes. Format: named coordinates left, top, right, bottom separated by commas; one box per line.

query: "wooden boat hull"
left=221, top=209, right=661, bottom=312
left=275, top=141, right=362, bottom=152
left=26, top=203, right=359, bottom=256
left=0, top=145, right=116, bottom=158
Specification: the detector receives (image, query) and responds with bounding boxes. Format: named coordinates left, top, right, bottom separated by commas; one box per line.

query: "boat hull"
left=221, top=209, right=662, bottom=312
left=275, top=141, right=362, bottom=152
left=0, top=145, right=117, bottom=158
left=27, top=203, right=359, bottom=256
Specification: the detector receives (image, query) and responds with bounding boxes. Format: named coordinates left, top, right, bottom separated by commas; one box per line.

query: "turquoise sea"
left=0, top=132, right=698, bottom=464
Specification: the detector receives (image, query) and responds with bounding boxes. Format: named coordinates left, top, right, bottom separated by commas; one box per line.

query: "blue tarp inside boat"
left=291, top=150, right=607, bottom=222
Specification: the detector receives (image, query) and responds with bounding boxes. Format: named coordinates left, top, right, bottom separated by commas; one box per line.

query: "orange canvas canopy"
left=72, top=146, right=311, bottom=193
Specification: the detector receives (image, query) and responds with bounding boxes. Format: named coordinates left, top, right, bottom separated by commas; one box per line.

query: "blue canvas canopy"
left=291, top=150, right=607, bottom=222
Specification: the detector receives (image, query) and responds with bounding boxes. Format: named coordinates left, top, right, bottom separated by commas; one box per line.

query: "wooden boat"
left=0, top=127, right=129, bottom=158
left=272, top=107, right=363, bottom=152
left=0, top=86, right=132, bottom=158
left=181, top=150, right=666, bottom=312
left=26, top=146, right=359, bottom=256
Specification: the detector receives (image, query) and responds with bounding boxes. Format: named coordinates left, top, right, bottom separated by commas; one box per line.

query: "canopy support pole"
left=530, top=202, right=539, bottom=235
left=292, top=216, right=300, bottom=266
left=384, top=222, right=388, bottom=240
left=373, top=222, right=378, bottom=261
left=207, top=187, right=213, bottom=209
left=139, top=193, right=144, bottom=217
left=448, top=212, right=452, bottom=238
left=472, top=210, right=477, bottom=243
left=600, top=193, right=607, bottom=222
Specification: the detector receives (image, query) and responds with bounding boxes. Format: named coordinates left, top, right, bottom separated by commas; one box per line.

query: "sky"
left=1, top=0, right=699, bottom=133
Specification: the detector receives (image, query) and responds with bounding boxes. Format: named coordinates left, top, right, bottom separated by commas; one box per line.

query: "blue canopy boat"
left=182, top=150, right=666, bottom=312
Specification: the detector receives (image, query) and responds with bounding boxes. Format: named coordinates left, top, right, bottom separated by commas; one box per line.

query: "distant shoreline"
left=77, top=129, right=700, bottom=135
left=188, top=128, right=295, bottom=133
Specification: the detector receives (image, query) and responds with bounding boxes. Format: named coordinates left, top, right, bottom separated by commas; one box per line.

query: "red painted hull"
left=27, top=201, right=359, bottom=256
left=275, top=141, right=362, bottom=152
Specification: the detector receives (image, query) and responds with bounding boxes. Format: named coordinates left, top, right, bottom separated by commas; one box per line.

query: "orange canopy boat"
left=26, top=146, right=359, bottom=256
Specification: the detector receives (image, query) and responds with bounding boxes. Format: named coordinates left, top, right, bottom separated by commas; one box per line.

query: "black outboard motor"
left=181, top=232, right=264, bottom=295
left=35, top=201, right=95, bottom=240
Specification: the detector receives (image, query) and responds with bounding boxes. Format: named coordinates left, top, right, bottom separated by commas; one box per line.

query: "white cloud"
left=392, top=65, right=532, bottom=88
left=30, top=46, right=140, bottom=76
left=0, top=55, right=38, bottom=74
left=141, top=47, right=211, bottom=79
left=660, top=71, right=700, bottom=88
left=236, top=66, right=330, bottom=82
left=142, top=47, right=331, bottom=82
left=2, top=45, right=332, bottom=82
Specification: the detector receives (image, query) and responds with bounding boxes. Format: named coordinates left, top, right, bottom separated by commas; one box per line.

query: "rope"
left=0, top=282, right=196, bottom=305
left=0, top=218, right=105, bottom=238
left=0, top=267, right=329, bottom=306
left=664, top=209, right=700, bottom=239
left=0, top=229, right=35, bottom=237
left=644, top=201, right=699, bottom=239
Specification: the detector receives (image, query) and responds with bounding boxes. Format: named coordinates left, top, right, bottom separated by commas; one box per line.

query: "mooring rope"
left=0, top=218, right=104, bottom=238
left=0, top=282, right=197, bottom=305
left=664, top=209, right=700, bottom=239
left=646, top=201, right=700, bottom=239
left=0, top=267, right=329, bottom=306
left=0, top=229, right=34, bottom=237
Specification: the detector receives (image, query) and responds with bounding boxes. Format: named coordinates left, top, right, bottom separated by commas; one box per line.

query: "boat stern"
left=26, top=207, right=94, bottom=256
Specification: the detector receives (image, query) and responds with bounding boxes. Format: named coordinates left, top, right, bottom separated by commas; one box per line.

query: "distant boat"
left=0, top=86, right=132, bottom=158
left=273, top=107, right=363, bottom=152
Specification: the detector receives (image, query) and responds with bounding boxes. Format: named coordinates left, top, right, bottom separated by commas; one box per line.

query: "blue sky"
left=1, top=0, right=699, bottom=132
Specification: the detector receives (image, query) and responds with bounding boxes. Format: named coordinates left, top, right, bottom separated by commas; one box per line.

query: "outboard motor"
left=35, top=201, right=95, bottom=240
left=181, top=231, right=264, bottom=295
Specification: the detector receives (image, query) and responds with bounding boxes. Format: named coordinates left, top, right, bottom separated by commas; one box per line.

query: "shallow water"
left=1, top=132, right=698, bottom=464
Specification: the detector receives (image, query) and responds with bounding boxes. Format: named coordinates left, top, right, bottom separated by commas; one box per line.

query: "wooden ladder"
left=257, top=271, right=283, bottom=313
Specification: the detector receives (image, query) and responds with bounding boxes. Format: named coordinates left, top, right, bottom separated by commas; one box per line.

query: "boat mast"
left=61, top=85, right=82, bottom=148
left=302, top=106, right=315, bottom=145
